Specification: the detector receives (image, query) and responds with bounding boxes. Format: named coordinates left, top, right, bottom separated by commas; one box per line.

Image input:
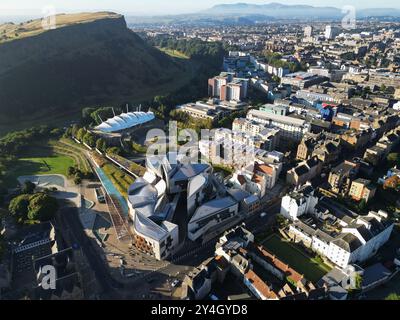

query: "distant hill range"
left=127, top=2, right=400, bottom=25
left=205, top=2, right=400, bottom=18
left=0, top=12, right=186, bottom=130
left=205, top=2, right=343, bottom=19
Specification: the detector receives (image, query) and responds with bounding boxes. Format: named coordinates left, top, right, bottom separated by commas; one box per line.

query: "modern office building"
left=232, top=118, right=280, bottom=151
left=304, top=26, right=313, bottom=38
left=281, top=72, right=327, bottom=90
left=247, top=109, right=310, bottom=143
left=325, top=25, right=340, bottom=40
left=199, top=128, right=282, bottom=169
left=128, top=155, right=243, bottom=258
left=188, top=197, right=239, bottom=241
left=209, top=74, right=249, bottom=102
left=179, top=101, right=230, bottom=122
left=179, top=99, right=248, bottom=122
left=259, top=104, right=289, bottom=116
left=128, top=156, right=211, bottom=260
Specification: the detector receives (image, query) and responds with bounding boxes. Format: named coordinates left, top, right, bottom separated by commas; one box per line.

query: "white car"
left=260, top=212, right=267, bottom=218
left=171, top=279, right=180, bottom=287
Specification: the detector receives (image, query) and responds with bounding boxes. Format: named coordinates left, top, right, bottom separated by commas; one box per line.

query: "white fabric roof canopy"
left=95, top=111, right=155, bottom=133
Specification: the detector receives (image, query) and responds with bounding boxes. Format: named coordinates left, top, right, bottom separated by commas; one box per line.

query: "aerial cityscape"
left=1, top=1, right=400, bottom=305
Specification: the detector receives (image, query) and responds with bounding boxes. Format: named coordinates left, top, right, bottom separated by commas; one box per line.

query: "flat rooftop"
left=248, top=109, right=306, bottom=127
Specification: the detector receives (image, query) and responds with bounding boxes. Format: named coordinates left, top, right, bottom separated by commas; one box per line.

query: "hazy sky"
left=1, top=0, right=399, bottom=16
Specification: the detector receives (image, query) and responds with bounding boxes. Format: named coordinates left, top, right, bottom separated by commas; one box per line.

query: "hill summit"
left=0, top=12, right=185, bottom=129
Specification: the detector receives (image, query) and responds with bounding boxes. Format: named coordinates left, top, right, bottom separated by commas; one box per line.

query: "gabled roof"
left=244, top=270, right=278, bottom=300
left=254, top=163, right=274, bottom=176
left=332, top=233, right=362, bottom=253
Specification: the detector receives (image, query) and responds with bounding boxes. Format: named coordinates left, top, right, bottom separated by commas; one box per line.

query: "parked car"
left=171, top=279, right=180, bottom=287
left=260, top=212, right=267, bottom=218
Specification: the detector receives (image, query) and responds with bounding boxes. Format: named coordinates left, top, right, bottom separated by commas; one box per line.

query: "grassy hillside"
left=0, top=13, right=196, bottom=134
left=0, top=12, right=122, bottom=44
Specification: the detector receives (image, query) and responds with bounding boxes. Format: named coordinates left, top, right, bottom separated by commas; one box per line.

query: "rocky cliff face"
left=0, top=13, right=182, bottom=125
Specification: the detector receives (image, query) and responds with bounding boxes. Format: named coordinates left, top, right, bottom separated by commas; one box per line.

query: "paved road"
left=58, top=192, right=282, bottom=300
left=119, top=199, right=283, bottom=299
left=59, top=205, right=124, bottom=298
left=245, top=201, right=282, bottom=234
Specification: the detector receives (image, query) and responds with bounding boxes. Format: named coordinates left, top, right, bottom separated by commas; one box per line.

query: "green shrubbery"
left=132, top=142, right=148, bottom=154
left=8, top=192, right=59, bottom=224
left=102, top=164, right=135, bottom=197
left=67, top=166, right=92, bottom=185
left=386, top=293, right=400, bottom=300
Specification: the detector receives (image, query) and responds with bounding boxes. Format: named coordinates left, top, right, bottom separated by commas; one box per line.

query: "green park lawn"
left=262, top=234, right=331, bottom=282
left=157, top=47, right=190, bottom=59
left=3, top=154, right=75, bottom=188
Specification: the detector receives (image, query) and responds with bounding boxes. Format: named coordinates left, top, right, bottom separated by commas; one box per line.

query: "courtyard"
left=262, top=234, right=332, bottom=283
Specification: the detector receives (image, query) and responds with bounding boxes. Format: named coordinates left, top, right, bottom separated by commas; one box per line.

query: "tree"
left=50, top=128, right=63, bottom=138
left=81, top=107, right=97, bottom=125
left=8, top=194, right=30, bottom=220
left=154, top=95, right=166, bottom=106
left=357, top=199, right=367, bottom=213
left=22, top=180, right=36, bottom=194
left=71, top=124, right=80, bottom=138
left=131, top=142, right=147, bottom=154
left=83, top=132, right=96, bottom=147
left=63, top=127, right=72, bottom=138
left=96, top=138, right=107, bottom=152
left=354, top=273, right=363, bottom=290
left=76, top=128, right=86, bottom=141
left=387, top=153, right=400, bottom=167
left=386, top=293, right=400, bottom=300
left=106, top=147, right=122, bottom=156
left=362, top=86, right=371, bottom=97
left=67, top=166, right=77, bottom=177
left=275, top=214, right=287, bottom=228
left=169, top=109, right=189, bottom=123
left=272, top=75, right=281, bottom=83
left=73, top=175, right=82, bottom=185
left=27, top=193, right=59, bottom=221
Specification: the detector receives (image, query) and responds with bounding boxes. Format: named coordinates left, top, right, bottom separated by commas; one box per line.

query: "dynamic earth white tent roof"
left=95, top=111, right=155, bottom=133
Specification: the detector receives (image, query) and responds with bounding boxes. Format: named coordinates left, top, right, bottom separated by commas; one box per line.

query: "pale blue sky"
left=0, top=0, right=399, bottom=16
